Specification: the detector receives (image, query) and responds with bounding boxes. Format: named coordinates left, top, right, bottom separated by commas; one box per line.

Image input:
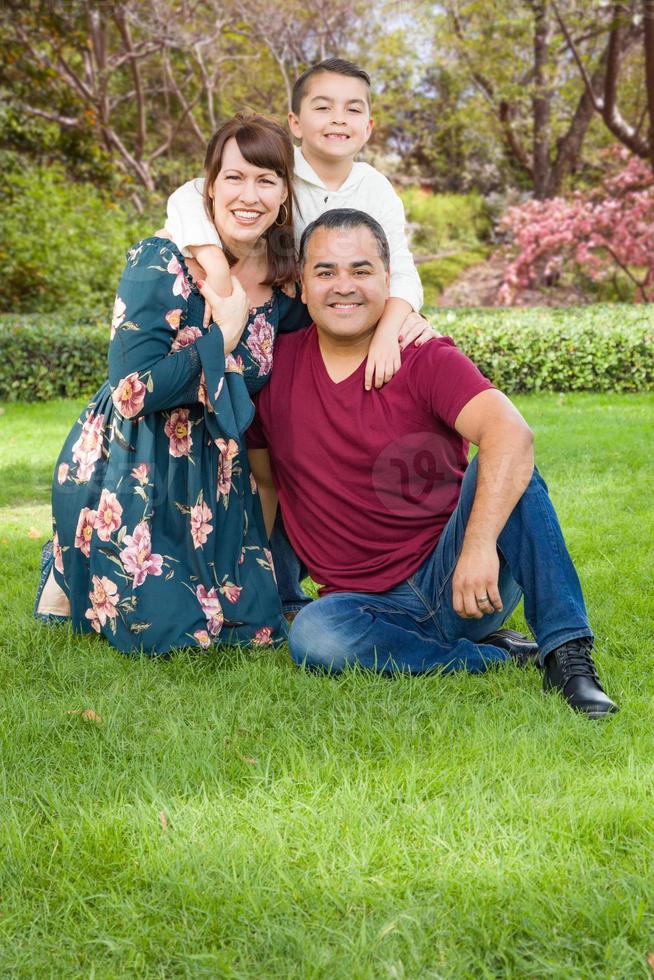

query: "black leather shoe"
left=481, top=628, right=540, bottom=668
left=543, top=638, right=618, bottom=718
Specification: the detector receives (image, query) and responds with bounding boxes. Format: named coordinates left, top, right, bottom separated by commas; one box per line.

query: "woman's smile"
left=231, top=208, right=265, bottom=224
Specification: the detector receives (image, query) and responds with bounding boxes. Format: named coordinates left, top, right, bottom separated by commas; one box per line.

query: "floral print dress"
left=47, top=237, right=310, bottom=655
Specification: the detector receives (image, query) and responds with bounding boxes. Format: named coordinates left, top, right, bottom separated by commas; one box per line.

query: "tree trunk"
left=532, top=0, right=552, bottom=199
left=546, top=55, right=609, bottom=195
left=643, top=0, right=654, bottom=170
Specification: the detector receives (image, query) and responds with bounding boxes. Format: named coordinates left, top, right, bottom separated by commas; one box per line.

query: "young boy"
left=165, top=59, right=426, bottom=389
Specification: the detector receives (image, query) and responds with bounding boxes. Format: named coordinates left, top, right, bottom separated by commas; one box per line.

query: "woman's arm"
left=108, top=239, right=202, bottom=418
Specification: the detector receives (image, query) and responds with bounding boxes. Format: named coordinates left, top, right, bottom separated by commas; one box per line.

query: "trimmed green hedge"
left=0, top=305, right=652, bottom=402
left=0, top=313, right=108, bottom=401
left=430, top=305, right=654, bottom=394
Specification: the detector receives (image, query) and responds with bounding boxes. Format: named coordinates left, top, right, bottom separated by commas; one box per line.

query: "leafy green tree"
left=553, top=0, right=654, bottom=172
left=435, top=0, right=645, bottom=197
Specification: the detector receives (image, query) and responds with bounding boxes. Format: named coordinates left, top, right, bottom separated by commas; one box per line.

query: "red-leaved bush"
left=498, top=149, right=654, bottom=304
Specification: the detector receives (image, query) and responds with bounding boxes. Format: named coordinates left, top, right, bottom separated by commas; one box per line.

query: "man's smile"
left=328, top=300, right=363, bottom=311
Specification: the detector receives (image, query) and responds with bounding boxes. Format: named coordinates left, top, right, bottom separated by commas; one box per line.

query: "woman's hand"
left=197, top=276, right=249, bottom=356
left=398, top=312, right=440, bottom=350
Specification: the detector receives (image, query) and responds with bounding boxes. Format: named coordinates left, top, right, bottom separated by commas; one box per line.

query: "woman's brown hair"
left=203, top=111, right=297, bottom=287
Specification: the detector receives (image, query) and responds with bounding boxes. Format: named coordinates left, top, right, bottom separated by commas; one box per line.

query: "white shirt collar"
left=293, top=146, right=365, bottom=192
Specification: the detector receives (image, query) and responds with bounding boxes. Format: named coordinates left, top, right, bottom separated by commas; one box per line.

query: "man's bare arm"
left=248, top=448, right=278, bottom=538
left=452, top=389, right=534, bottom=619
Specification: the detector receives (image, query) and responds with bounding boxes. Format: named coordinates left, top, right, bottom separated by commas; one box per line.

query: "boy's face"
left=288, top=72, right=373, bottom=164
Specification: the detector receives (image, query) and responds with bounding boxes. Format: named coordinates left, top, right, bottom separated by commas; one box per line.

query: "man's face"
left=288, top=72, right=373, bottom=163
left=301, top=225, right=390, bottom=341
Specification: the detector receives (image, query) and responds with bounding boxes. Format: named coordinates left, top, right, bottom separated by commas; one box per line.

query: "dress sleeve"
left=108, top=238, right=202, bottom=419
left=165, top=178, right=221, bottom=257
left=276, top=284, right=313, bottom=334
left=109, top=238, right=253, bottom=441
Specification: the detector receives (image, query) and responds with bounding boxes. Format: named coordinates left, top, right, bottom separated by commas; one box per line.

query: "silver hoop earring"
left=275, top=203, right=289, bottom=226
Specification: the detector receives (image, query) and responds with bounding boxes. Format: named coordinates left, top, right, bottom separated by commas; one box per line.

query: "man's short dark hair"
left=298, top=209, right=390, bottom=271
left=291, top=59, right=371, bottom=115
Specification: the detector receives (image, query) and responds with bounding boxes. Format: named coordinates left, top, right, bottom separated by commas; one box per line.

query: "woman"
left=35, top=112, right=309, bottom=654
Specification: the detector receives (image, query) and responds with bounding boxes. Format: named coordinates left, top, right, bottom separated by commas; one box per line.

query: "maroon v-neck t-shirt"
left=247, top=326, right=494, bottom=594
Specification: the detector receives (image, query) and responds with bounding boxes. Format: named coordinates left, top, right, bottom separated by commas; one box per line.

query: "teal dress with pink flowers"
left=46, top=237, right=310, bottom=655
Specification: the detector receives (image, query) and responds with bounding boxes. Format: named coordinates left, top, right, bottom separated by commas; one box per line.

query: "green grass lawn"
left=1, top=394, right=653, bottom=978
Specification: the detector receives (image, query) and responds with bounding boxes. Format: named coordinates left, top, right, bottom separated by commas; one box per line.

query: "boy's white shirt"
left=165, top=146, right=423, bottom=311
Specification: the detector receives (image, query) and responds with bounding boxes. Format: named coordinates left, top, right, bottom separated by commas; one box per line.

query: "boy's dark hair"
left=291, top=59, right=371, bottom=115
left=299, top=209, right=390, bottom=271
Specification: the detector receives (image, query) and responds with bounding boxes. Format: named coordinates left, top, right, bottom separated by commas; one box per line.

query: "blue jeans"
left=270, top=511, right=313, bottom=615
left=287, top=457, right=593, bottom=674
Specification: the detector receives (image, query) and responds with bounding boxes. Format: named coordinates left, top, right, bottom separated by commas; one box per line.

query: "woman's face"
left=210, top=137, right=288, bottom=247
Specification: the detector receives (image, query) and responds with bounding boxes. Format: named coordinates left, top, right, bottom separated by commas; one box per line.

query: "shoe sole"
left=543, top=690, right=618, bottom=718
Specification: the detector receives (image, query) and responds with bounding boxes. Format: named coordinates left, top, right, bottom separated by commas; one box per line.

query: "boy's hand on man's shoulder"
left=364, top=335, right=402, bottom=391
left=398, top=312, right=440, bottom=350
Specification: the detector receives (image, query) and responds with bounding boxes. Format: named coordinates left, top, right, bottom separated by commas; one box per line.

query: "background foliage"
left=0, top=154, right=151, bottom=314
left=0, top=2, right=652, bottom=338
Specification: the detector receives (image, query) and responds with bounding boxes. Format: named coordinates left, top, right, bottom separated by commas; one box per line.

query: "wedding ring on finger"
left=476, top=594, right=490, bottom=606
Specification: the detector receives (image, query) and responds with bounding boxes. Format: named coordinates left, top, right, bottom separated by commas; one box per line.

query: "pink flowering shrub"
left=499, top=150, right=654, bottom=304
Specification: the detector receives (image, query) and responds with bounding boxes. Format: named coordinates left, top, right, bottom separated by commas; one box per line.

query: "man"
left=245, top=208, right=617, bottom=719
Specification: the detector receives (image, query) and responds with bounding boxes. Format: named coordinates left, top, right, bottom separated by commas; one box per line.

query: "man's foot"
left=481, top=628, right=540, bottom=668
left=543, top=638, right=618, bottom=718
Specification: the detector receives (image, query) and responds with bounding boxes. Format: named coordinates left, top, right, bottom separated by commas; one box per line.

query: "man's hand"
left=451, top=538, right=503, bottom=619
left=197, top=276, right=249, bottom=356
left=398, top=312, right=440, bottom=350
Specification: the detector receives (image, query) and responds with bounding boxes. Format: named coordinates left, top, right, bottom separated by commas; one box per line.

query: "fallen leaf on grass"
left=159, top=810, right=168, bottom=831
left=28, top=527, right=42, bottom=539
left=67, top=708, right=102, bottom=724
left=647, top=953, right=654, bottom=973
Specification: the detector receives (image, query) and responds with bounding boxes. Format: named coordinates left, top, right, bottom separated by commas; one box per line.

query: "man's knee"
left=288, top=600, right=352, bottom=673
